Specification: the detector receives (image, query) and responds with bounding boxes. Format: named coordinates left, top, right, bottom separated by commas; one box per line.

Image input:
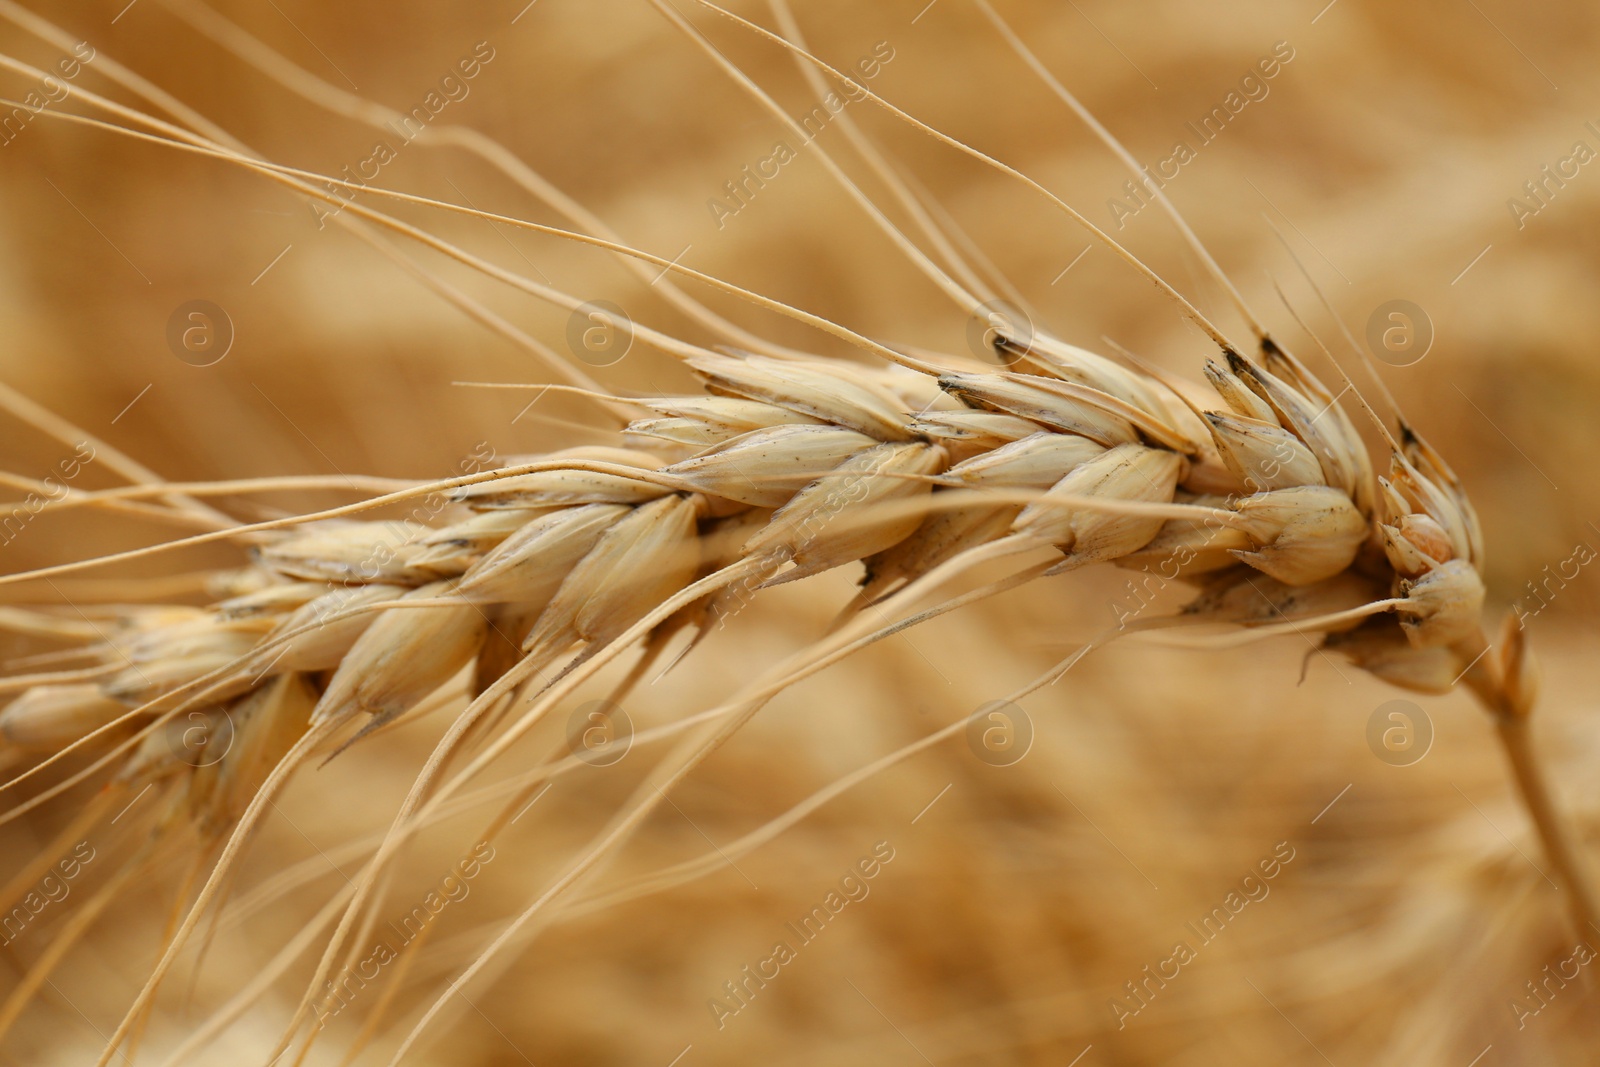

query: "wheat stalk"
left=0, top=0, right=1591, bottom=1062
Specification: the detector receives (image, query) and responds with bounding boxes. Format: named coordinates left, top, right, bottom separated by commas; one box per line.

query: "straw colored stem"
left=1457, top=628, right=1600, bottom=940
left=1494, top=715, right=1600, bottom=939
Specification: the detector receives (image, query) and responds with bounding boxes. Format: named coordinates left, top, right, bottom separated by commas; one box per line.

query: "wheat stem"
left=1456, top=627, right=1600, bottom=939
left=1495, top=716, right=1600, bottom=938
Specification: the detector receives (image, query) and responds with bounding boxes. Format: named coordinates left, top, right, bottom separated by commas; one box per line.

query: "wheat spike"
left=4, top=308, right=1507, bottom=1051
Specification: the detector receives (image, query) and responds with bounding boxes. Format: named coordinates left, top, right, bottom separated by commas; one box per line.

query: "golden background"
left=1, top=0, right=1597, bottom=1063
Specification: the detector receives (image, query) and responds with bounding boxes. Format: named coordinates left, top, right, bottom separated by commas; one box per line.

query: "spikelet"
left=625, top=396, right=820, bottom=449
left=938, top=372, right=1140, bottom=446
left=665, top=425, right=879, bottom=508
left=254, top=583, right=402, bottom=674
left=1381, top=455, right=1476, bottom=566
left=861, top=433, right=1102, bottom=598
left=1261, top=343, right=1376, bottom=513
left=1393, top=559, right=1486, bottom=649
left=309, top=580, right=487, bottom=729
left=1013, top=443, right=1185, bottom=565
left=908, top=410, right=1044, bottom=454
left=1227, top=486, right=1369, bottom=587
left=1402, top=428, right=1485, bottom=564
left=254, top=520, right=438, bottom=585
left=186, top=672, right=316, bottom=834
left=452, top=447, right=669, bottom=508
left=409, top=508, right=554, bottom=570
left=1012, top=335, right=1167, bottom=415
left=456, top=504, right=630, bottom=603
left=1323, top=619, right=1462, bottom=693
left=744, top=441, right=946, bottom=584
left=103, top=619, right=268, bottom=705
left=688, top=353, right=913, bottom=441
left=0, top=684, right=130, bottom=751
left=520, top=494, right=701, bottom=659
left=1204, top=411, right=1325, bottom=492
left=1227, top=353, right=1361, bottom=497
left=1115, top=497, right=1253, bottom=579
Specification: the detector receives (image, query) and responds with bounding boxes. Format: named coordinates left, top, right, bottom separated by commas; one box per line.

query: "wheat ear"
left=3, top=327, right=1572, bottom=1059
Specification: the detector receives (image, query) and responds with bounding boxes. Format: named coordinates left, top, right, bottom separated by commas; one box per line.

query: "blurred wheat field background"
left=2, top=0, right=1599, bottom=1064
